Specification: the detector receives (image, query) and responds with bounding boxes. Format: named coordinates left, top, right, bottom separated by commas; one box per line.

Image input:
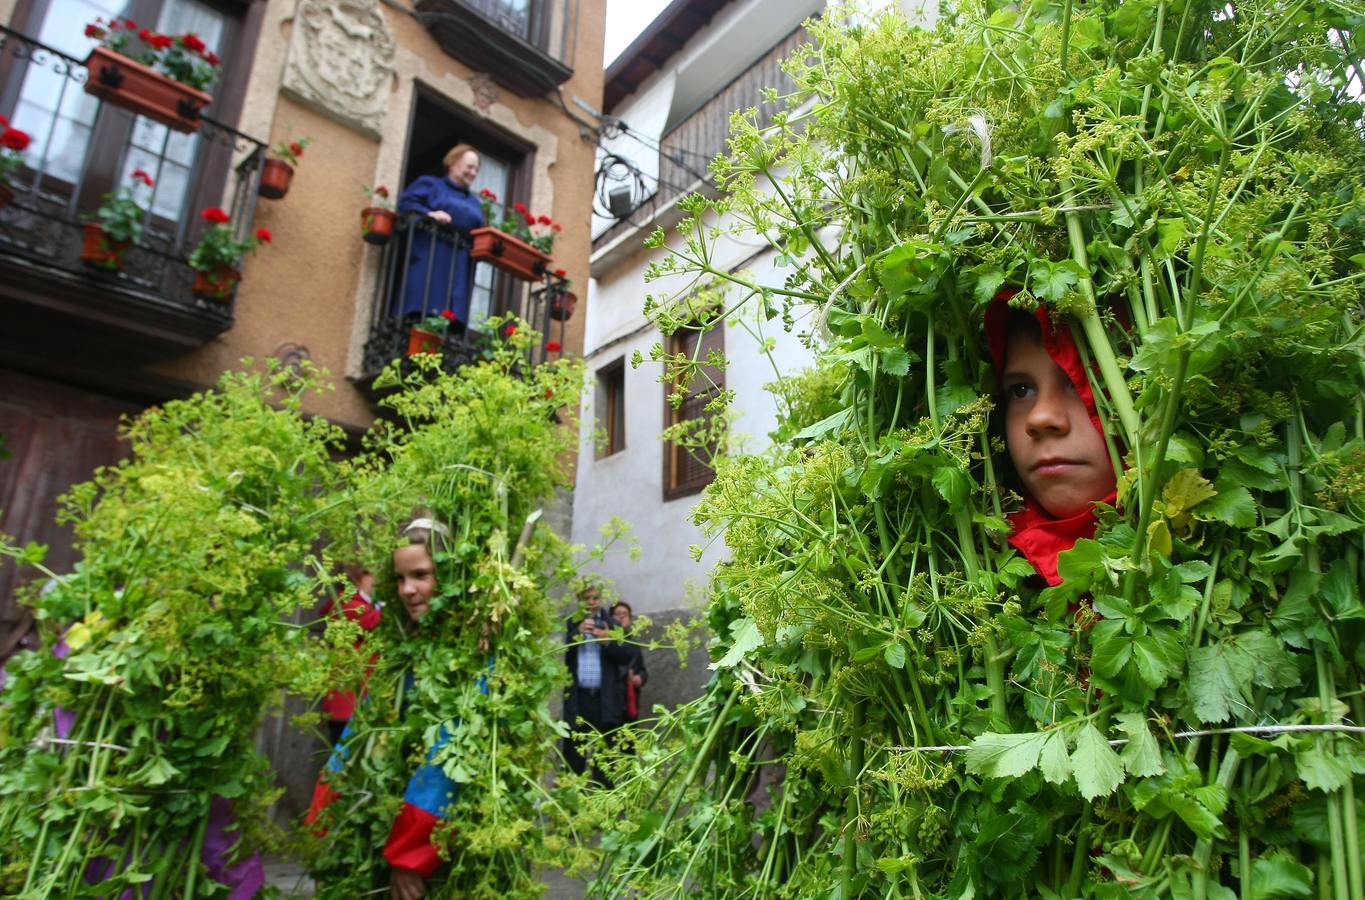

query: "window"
left=596, top=358, right=625, bottom=458
left=663, top=322, right=724, bottom=500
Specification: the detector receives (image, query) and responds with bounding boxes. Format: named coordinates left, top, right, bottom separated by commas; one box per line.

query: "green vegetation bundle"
left=0, top=365, right=347, bottom=896
left=586, top=1, right=1365, bottom=897
left=303, top=328, right=586, bottom=899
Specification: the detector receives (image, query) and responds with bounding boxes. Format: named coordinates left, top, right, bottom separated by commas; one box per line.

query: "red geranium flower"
left=376, top=186, right=389, bottom=198
left=513, top=201, right=528, bottom=214
left=537, top=214, right=552, bottom=225
left=552, top=223, right=562, bottom=232
left=201, top=207, right=231, bottom=224
left=544, top=388, right=554, bottom=399
left=1, top=128, right=32, bottom=152
left=545, top=341, right=561, bottom=353
left=180, top=32, right=206, bottom=53
left=504, top=324, right=517, bottom=337
left=205, top=51, right=220, bottom=66
left=131, top=169, right=154, bottom=187
left=84, top=23, right=105, bottom=39
left=289, top=142, right=304, bottom=157
left=123, top=19, right=137, bottom=29
left=553, top=268, right=567, bottom=278
left=440, top=309, right=456, bottom=321
left=255, top=228, right=272, bottom=243
left=479, top=188, right=497, bottom=200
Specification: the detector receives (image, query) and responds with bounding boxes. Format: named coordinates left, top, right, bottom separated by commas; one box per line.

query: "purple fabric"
left=203, top=797, right=265, bottom=899
left=53, top=633, right=76, bottom=738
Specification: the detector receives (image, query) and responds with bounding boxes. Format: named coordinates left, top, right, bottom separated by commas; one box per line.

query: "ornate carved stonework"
left=469, top=73, right=499, bottom=114
left=282, top=0, right=395, bottom=138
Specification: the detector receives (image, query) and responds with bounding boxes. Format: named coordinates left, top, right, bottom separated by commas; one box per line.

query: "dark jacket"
left=563, top=615, right=634, bottom=727
left=620, top=643, right=648, bottom=721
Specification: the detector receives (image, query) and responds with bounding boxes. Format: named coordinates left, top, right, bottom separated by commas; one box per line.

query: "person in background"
left=394, top=144, right=485, bottom=324
left=561, top=583, right=633, bottom=785
left=317, top=564, right=380, bottom=746
left=610, top=601, right=647, bottom=726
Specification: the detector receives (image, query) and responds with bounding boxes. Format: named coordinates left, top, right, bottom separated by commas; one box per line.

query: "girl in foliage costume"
left=987, top=294, right=1118, bottom=585
left=579, top=2, right=1365, bottom=897
left=303, top=334, right=582, bottom=900
left=306, top=517, right=489, bottom=899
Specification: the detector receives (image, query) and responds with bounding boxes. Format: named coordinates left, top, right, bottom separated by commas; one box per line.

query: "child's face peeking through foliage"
left=393, top=543, right=437, bottom=622
left=1002, top=330, right=1116, bottom=518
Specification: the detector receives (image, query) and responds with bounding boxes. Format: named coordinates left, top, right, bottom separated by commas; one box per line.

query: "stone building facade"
left=0, top=0, right=606, bottom=640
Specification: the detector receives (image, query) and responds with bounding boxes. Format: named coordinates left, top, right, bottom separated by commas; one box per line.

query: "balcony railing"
left=0, top=24, right=269, bottom=358
left=413, top=0, right=576, bottom=97
left=595, top=25, right=807, bottom=250
left=357, top=212, right=570, bottom=392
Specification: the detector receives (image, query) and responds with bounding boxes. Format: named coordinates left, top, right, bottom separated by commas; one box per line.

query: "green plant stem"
left=842, top=699, right=866, bottom=898
left=1192, top=746, right=1242, bottom=900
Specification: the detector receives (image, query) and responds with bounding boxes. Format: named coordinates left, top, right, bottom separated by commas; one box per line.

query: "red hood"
left=985, top=291, right=1113, bottom=585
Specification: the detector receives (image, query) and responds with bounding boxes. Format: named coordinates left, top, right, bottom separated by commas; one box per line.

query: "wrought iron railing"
left=358, top=212, right=571, bottom=384
left=0, top=24, right=269, bottom=321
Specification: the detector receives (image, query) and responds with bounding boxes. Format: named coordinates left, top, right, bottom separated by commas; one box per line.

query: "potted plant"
left=407, top=309, right=457, bottom=356
left=0, top=115, right=31, bottom=210
left=81, top=169, right=154, bottom=271
left=82, top=18, right=220, bottom=133
left=547, top=268, right=577, bottom=321
left=469, top=189, right=558, bottom=281
left=259, top=137, right=309, bottom=200
left=360, top=184, right=396, bottom=245
left=187, top=206, right=270, bottom=300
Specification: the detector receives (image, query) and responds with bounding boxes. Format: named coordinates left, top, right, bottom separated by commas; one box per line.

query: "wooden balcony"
left=0, top=25, right=270, bottom=366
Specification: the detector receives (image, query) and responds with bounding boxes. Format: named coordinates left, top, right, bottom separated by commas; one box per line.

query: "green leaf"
left=1296, top=742, right=1351, bottom=793
left=1188, top=644, right=1246, bottom=724
left=931, top=466, right=970, bottom=508
left=883, top=643, right=906, bottom=669
left=971, top=266, right=1007, bottom=304
left=1056, top=538, right=1104, bottom=586
left=1194, top=479, right=1257, bottom=527
left=1155, top=217, right=1188, bottom=257
left=711, top=618, right=762, bottom=670
left=1115, top=712, right=1165, bottom=777
left=880, top=346, right=912, bottom=377
left=1038, top=729, right=1072, bottom=785
left=1249, top=852, right=1314, bottom=899
left=792, top=407, right=852, bottom=442
left=1070, top=723, right=1125, bottom=800
left=1029, top=258, right=1082, bottom=302
left=965, top=731, right=1048, bottom=780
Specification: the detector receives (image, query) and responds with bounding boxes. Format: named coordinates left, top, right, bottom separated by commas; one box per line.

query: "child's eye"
left=1005, top=383, right=1034, bottom=401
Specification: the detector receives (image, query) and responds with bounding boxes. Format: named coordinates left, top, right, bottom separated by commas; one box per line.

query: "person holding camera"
left=561, top=582, right=633, bottom=786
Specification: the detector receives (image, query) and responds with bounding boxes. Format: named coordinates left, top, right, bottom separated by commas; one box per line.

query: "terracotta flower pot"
left=79, top=223, right=131, bottom=271
left=0, top=183, right=13, bottom=210
left=469, top=226, right=550, bottom=281
left=192, top=265, right=241, bottom=301
left=361, top=207, right=396, bottom=245
left=82, top=46, right=211, bottom=134
left=406, top=327, right=443, bottom=357
left=258, top=159, right=294, bottom=200
left=549, top=290, right=578, bottom=322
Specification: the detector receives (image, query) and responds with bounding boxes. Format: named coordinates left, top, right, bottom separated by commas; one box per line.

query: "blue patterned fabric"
left=576, top=638, right=602, bottom=689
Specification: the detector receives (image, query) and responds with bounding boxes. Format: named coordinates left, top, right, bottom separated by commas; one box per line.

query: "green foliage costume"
left=582, top=2, right=1365, bottom=897
left=303, top=339, right=583, bottom=899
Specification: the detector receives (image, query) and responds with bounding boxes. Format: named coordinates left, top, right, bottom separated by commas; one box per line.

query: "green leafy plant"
left=417, top=309, right=459, bottom=335
left=89, top=169, right=154, bottom=245
left=579, top=2, right=1365, bottom=898
left=477, top=188, right=562, bottom=253
left=0, top=115, right=31, bottom=187
left=0, top=362, right=349, bottom=896
left=271, top=137, right=310, bottom=167
left=302, top=320, right=591, bottom=898
left=85, top=18, right=221, bottom=91
left=186, top=206, right=269, bottom=272
left=363, top=183, right=395, bottom=210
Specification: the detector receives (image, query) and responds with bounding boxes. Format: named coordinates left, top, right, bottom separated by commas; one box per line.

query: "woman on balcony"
left=395, top=144, right=485, bottom=325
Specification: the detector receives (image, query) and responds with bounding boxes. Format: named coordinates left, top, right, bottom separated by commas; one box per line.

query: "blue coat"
left=395, top=175, right=485, bottom=322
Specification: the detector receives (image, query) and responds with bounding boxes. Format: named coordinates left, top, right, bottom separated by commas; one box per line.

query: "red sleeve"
left=383, top=803, right=443, bottom=877
left=343, top=595, right=382, bottom=631
left=304, top=777, right=340, bottom=837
